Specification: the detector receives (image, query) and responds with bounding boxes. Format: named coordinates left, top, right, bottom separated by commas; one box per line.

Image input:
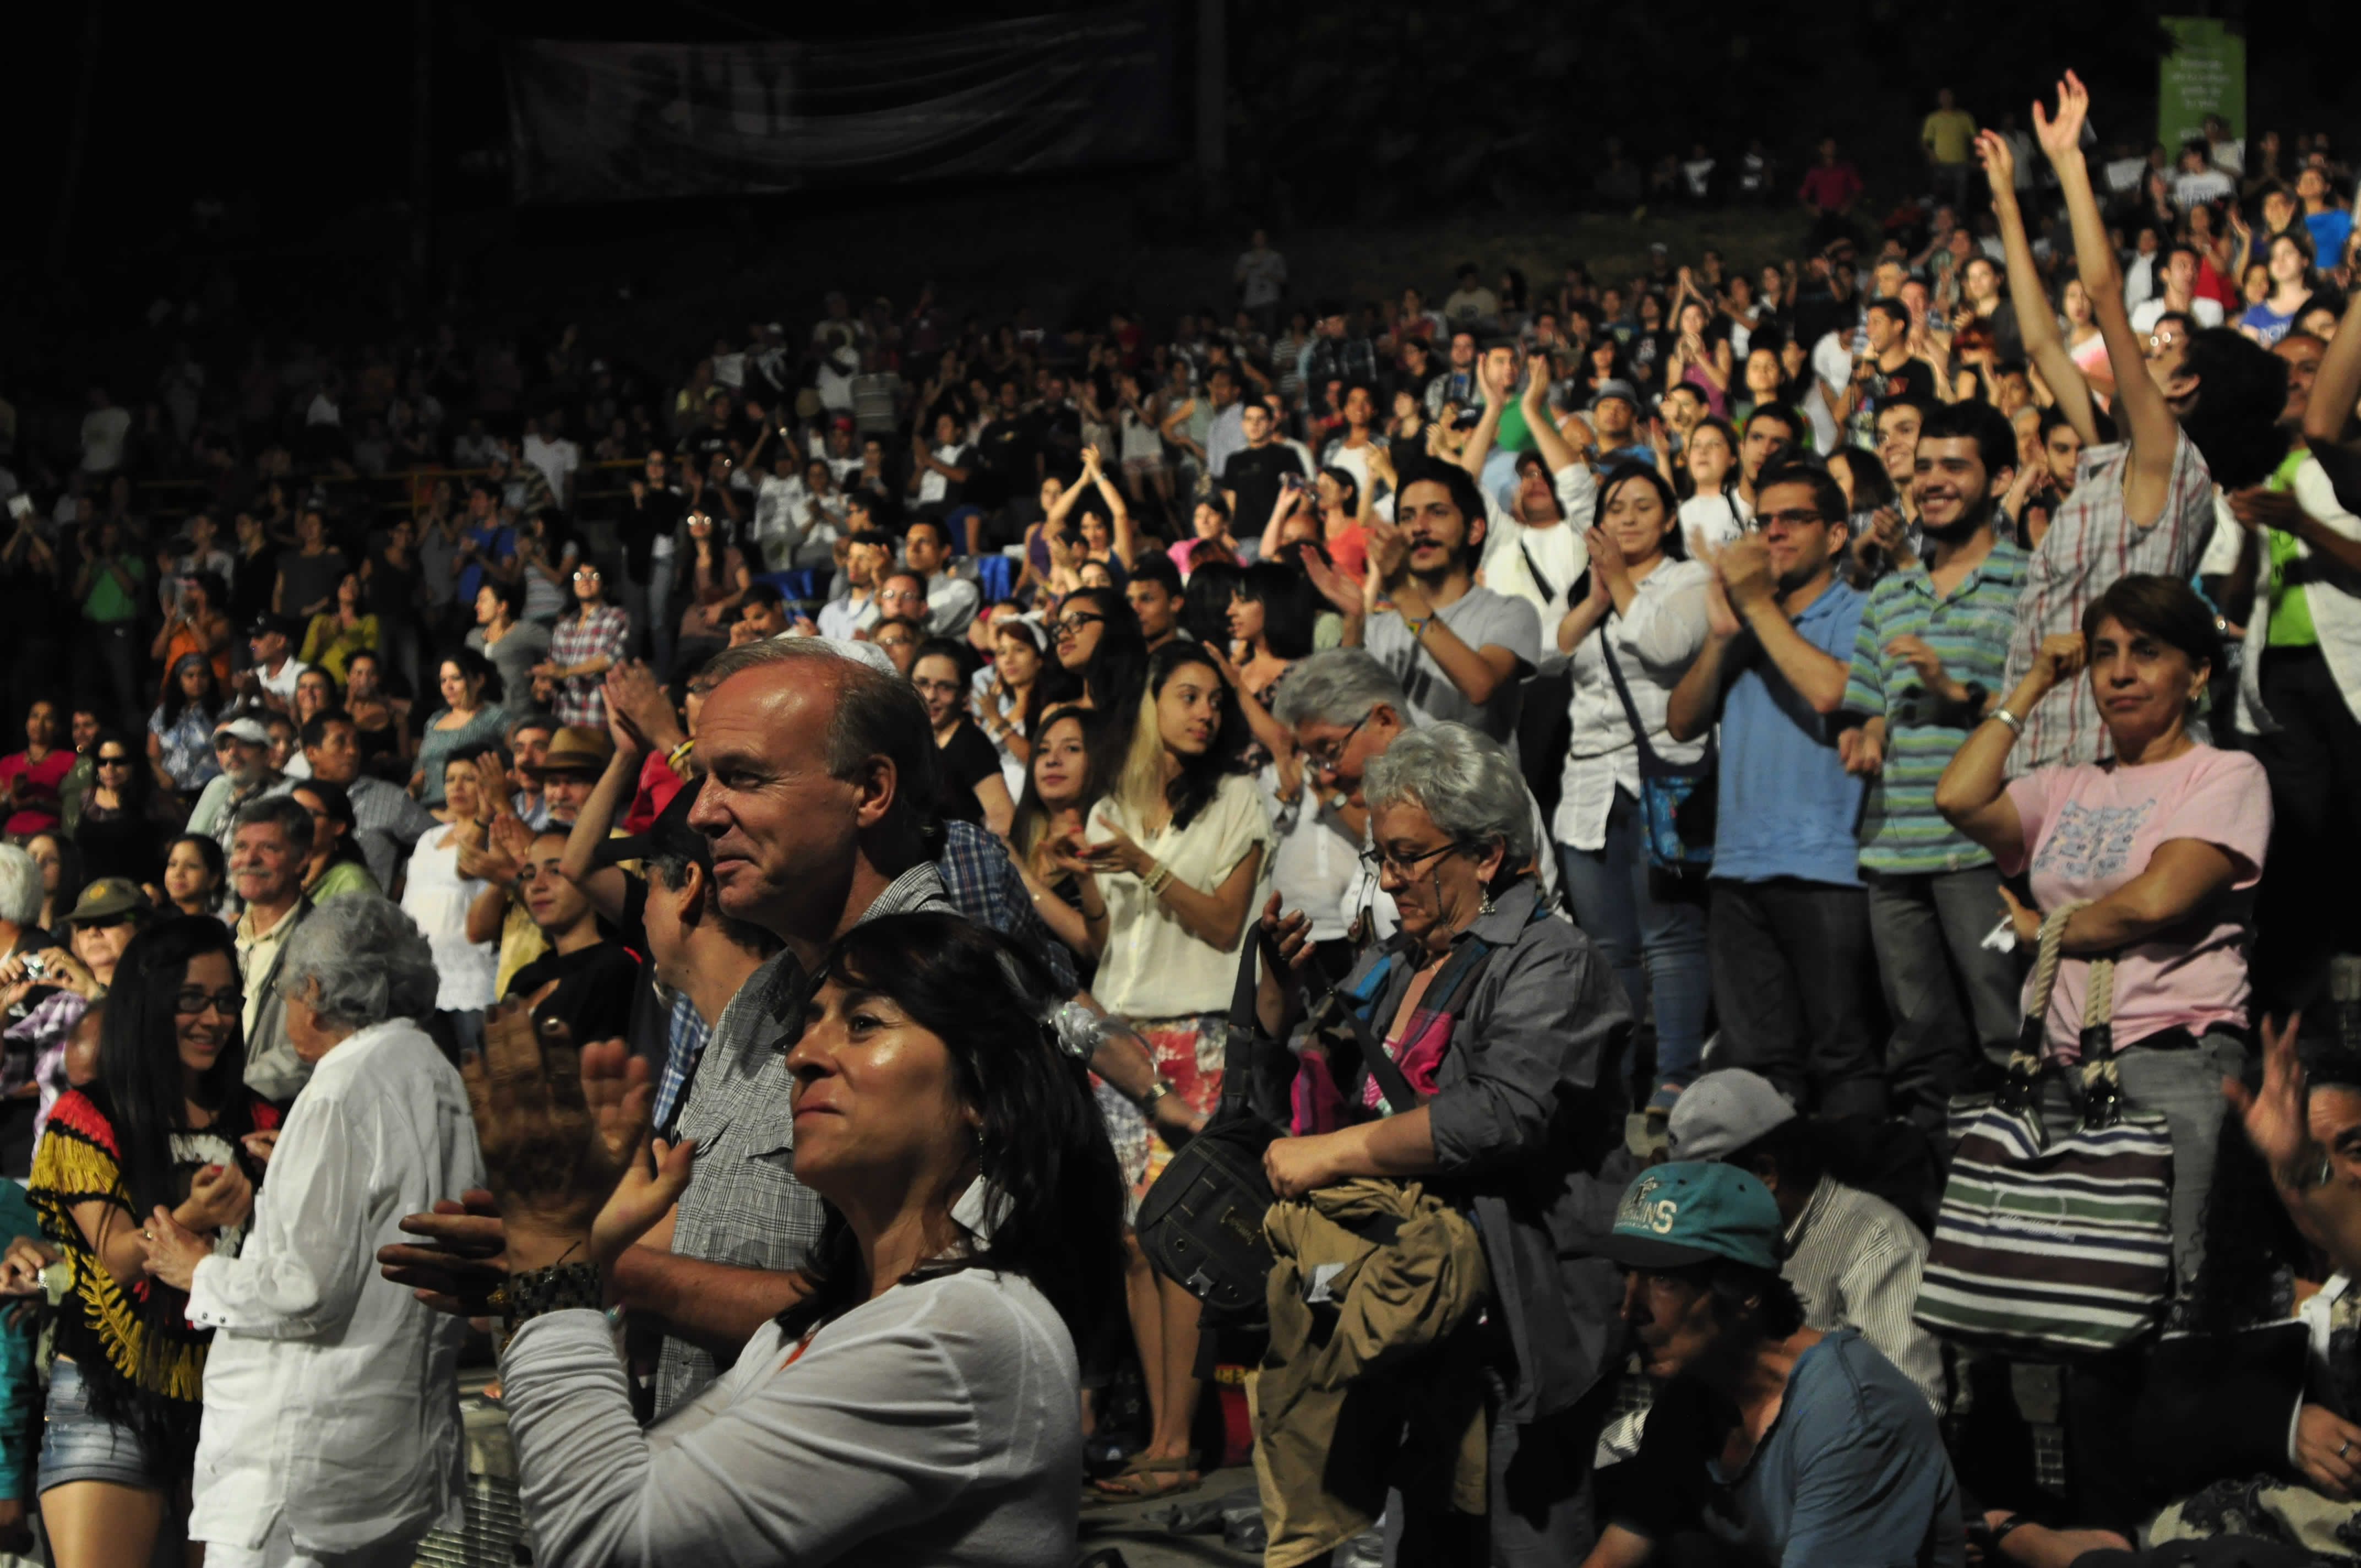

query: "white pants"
left=202, top=1520, right=423, bottom=1568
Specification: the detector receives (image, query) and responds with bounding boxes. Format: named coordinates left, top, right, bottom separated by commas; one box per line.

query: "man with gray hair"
left=0, top=845, right=42, bottom=960
left=1272, top=649, right=1560, bottom=939
left=230, top=794, right=316, bottom=1103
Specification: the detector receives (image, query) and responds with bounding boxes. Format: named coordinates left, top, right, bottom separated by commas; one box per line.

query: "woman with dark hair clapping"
left=448, top=913, right=1125, bottom=1565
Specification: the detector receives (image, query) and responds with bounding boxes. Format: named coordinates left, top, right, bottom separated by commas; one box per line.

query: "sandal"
left=1084, top=1454, right=1201, bottom=1505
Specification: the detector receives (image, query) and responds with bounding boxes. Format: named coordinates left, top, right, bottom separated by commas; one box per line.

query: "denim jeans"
left=2031, top=1029, right=2248, bottom=1304
left=1559, top=789, right=1711, bottom=1091
left=1707, top=877, right=1886, bottom=1118
left=1866, top=864, right=2026, bottom=1130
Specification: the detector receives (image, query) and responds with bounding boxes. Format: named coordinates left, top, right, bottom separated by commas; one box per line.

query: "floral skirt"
left=1109, top=1011, right=1227, bottom=1206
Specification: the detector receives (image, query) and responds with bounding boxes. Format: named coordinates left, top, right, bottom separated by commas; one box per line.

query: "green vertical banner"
left=2158, top=17, right=2246, bottom=149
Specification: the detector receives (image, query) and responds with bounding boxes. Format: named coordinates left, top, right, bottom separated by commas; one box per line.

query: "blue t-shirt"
left=2306, top=208, right=2354, bottom=272
left=1617, top=1329, right=1965, bottom=1567
left=458, top=524, right=517, bottom=607
left=1710, top=580, right=1868, bottom=885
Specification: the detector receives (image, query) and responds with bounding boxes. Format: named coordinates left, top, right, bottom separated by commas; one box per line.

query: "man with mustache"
left=1837, top=401, right=2030, bottom=1133
left=1584, top=1162, right=1963, bottom=1567
left=1328, top=460, right=1542, bottom=757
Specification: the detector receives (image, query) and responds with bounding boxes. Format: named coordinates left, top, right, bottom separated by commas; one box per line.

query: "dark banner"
left=503, top=5, right=1177, bottom=205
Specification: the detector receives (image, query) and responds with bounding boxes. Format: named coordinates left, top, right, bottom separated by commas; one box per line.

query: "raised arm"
left=2036, top=73, right=2178, bottom=514
left=1087, top=450, right=1135, bottom=565
left=2306, top=287, right=2361, bottom=450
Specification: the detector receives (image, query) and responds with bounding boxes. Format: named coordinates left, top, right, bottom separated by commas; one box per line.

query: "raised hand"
left=461, top=1005, right=642, bottom=1266
left=2031, top=70, right=2091, bottom=163
left=1974, top=129, right=2017, bottom=202
left=2029, top=629, right=2087, bottom=693
left=378, top=1189, right=506, bottom=1315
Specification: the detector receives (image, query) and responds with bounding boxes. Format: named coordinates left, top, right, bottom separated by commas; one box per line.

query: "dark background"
left=7, top=0, right=2330, bottom=260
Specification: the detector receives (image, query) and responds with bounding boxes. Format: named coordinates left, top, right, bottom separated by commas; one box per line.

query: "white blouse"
left=1552, top=558, right=1713, bottom=854
left=1087, top=772, right=1274, bottom=1019
left=501, top=1268, right=1081, bottom=1567
left=399, top=832, right=497, bottom=1012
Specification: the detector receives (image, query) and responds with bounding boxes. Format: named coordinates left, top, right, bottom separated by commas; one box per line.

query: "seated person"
left=1586, top=1161, right=1965, bottom=1568
left=1667, top=1069, right=1944, bottom=1413
left=504, top=829, right=640, bottom=1038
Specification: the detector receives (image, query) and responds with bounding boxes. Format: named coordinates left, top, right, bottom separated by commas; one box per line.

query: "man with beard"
left=1837, top=403, right=2029, bottom=1131
left=1329, top=461, right=1541, bottom=756
left=1668, top=461, right=1883, bottom=1119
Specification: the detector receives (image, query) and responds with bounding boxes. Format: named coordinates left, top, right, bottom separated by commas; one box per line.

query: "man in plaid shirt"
left=1984, top=77, right=2290, bottom=772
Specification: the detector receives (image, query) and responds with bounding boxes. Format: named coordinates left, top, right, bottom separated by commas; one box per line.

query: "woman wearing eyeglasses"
left=535, top=562, right=631, bottom=730
left=1057, top=641, right=1269, bottom=1502
left=1256, top=723, right=1633, bottom=1560
left=16, top=917, right=276, bottom=1567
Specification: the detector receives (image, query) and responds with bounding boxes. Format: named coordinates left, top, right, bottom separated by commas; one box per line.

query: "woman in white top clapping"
left=1552, top=462, right=1713, bottom=1117
left=1059, top=641, right=1270, bottom=1501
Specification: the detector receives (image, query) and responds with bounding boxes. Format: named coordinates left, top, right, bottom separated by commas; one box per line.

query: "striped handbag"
left=1913, top=903, right=2174, bottom=1358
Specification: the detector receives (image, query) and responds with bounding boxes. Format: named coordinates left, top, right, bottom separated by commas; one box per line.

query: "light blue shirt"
left=1710, top=580, right=1868, bottom=886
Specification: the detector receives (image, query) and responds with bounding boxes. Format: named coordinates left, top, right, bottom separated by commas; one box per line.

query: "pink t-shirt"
left=2001, top=745, right=2271, bottom=1059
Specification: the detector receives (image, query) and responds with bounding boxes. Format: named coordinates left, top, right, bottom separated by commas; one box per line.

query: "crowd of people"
left=0, top=69, right=2357, bottom=1568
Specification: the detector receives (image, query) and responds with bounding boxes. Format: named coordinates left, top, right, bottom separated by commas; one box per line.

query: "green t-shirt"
left=1495, top=399, right=1537, bottom=455
left=80, top=554, right=147, bottom=624
left=2266, top=449, right=2319, bottom=648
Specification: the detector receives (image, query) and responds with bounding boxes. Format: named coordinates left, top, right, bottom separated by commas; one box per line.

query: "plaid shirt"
left=548, top=604, right=630, bottom=728
left=935, top=818, right=1079, bottom=995
left=652, top=987, right=710, bottom=1134
left=655, top=860, right=957, bottom=1415
left=2004, top=429, right=2218, bottom=770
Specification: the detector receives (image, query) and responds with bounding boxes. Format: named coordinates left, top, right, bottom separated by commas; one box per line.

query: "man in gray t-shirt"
left=1348, top=462, right=1541, bottom=755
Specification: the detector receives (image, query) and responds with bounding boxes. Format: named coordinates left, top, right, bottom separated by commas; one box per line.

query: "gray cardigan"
left=1329, top=876, right=1634, bottom=1424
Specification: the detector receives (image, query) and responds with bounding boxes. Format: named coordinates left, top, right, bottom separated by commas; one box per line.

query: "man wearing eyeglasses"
left=1668, top=461, right=1884, bottom=1121
left=1273, top=649, right=1562, bottom=943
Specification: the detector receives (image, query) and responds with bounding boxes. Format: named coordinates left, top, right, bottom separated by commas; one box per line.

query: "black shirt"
left=1221, top=444, right=1308, bottom=538
left=507, top=940, right=643, bottom=1042
left=973, top=415, right=1038, bottom=509
left=616, top=486, right=684, bottom=585
left=935, top=719, right=1003, bottom=826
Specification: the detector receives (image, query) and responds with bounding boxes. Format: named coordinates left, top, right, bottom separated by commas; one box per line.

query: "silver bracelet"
left=1987, top=705, right=2025, bottom=737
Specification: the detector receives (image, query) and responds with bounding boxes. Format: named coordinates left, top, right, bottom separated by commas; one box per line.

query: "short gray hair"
left=1362, top=723, right=1533, bottom=867
left=0, top=845, right=40, bottom=928
left=1271, top=650, right=1411, bottom=732
left=278, top=896, right=439, bottom=1028
left=234, top=793, right=314, bottom=859
left=700, top=636, right=940, bottom=815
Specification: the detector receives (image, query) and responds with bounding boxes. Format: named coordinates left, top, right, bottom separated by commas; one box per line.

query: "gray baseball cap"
left=1666, top=1069, right=1799, bottom=1162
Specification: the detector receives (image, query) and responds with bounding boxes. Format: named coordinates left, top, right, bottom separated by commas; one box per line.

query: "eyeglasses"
left=573, top=569, right=602, bottom=581
left=96, top=755, right=132, bottom=768
left=1358, top=839, right=1472, bottom=878
left=172, top=987, right=244, bottom=1018
left=1052, top=613, right=1105, bottom=638
left=1306, top=710, right=1372, bottom=774
left=1757, top=508, right=1825, bottom=531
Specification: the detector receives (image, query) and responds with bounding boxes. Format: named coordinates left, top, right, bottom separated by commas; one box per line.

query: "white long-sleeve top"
left=186, top=1018, right=487, bottom=1554
left=1551, top=558, right=1713, bottom=853
left=499, top=1268, right=1081, bottom=1567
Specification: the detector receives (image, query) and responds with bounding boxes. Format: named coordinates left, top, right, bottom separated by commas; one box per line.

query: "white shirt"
left=1478, top=461, right=1601, bottom=628
left=305, top=391, right=341, bottom=428
left=1089, top=774, right=1274, bottom=1017
left=748, top=471, right=810, bottom=566
left=2173, top=167, right=2237, bottom=209
left=399, top=833, right=498, bottom=1011
left=522, top=433, right=581, bottom=502
left=80, top=404, right=131, bottom=472
left=2130, top=295, right=2226, bottom=332
left=2199, top=455, right=2361, bottom=731
left=1679, top=491, right=1751, bottom=549
left=917, top=443, right=967, bottom=505
left=187, top=1020, right=486, bottom=1553
left=254, top=655, right=312, bottom=709
left=1552, top=558, right=1713, bottom=853
left=501, top=1268, right=1081, bottom=1568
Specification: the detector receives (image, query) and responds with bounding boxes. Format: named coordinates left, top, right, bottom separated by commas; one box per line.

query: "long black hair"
left=778, top=914, right=1127, bottom=1351
left=86, top=917, right=263, bottom=1449
left=1059, top=585, right=1147, bottom=725
left=1237, top=560, right=1319, bottom=660
left=159, top=652, right=227, bottom=729
left=1182, top=558, right=1245, bottom=649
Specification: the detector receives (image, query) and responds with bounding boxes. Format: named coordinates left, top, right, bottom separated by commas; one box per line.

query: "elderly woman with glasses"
left=134, top=896, right=483, bottom=1568
left=1258, top=722, right=1632, bottom=1561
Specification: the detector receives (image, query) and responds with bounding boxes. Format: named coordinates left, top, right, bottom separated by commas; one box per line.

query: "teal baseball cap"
left=1597, top=1162, right=1783, bottom=1272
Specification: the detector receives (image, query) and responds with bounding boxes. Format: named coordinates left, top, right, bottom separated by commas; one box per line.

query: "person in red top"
left=1, top=699, right=74, bottom=839
left=1798, top=138, right=1865, bottom=219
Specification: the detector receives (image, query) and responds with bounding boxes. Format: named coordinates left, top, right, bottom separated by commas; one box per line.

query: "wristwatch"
left=496, top=1259, right=603, bottom=1339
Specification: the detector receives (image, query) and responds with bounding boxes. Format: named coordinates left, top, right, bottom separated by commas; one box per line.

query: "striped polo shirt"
left=1845, top=538, right=2028, bottom=874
